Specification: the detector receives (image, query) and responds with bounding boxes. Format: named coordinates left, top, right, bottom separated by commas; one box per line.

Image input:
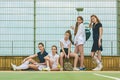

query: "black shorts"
left=91, top=39, right=103, bottom=52
left=60, top=48, right=68, bottom=55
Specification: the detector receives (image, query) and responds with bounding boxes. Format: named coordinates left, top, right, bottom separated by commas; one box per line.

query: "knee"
left=60, top=54, right=64, bottom=58
left=28, top=64, right=32, bottom=68
left=75, top=54, right=78, bottom=58
left=90, top=52, right=94, bottom=57
left=97, top=51, right=102, bottom=55
left=44, top=56, right=50, bottom=60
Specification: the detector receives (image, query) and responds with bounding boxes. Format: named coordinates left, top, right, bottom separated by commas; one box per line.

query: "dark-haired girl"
left=59, top=30, right=79, bottom=71
left=11, top=43, right=48, bottom=71
left=43, top=45, right=60, bottom=71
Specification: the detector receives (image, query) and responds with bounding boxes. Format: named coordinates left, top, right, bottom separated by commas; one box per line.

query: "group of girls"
left=11, top=14, right=103, bottom=71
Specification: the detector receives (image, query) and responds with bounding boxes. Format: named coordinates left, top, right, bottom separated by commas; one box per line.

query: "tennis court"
left=0, top=0, right=120, bottom=80
left=0, top=71, right=120, bottom=80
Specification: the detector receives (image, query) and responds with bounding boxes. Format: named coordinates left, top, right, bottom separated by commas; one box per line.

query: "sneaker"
left=92, top=64, right=103, bottom=71
left=79, top=67, right=86, bottom=71
left=11, top=63, right=17, bottom=71
left=42, top=67, right=50, bottom=71
left=73, top=67, right=79, bottom=71
left=98, top=63, right=103, bottom=70
left=60, top=68, right=63, bottom=71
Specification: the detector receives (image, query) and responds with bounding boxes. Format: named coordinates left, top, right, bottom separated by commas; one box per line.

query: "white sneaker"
left=92, top=66, right=99, bottom=71
left=42, top=67, right=50, bottom=71
left=11, top=63, right=17, bottom=71
left=73, top=67, right=79, bottom=71
left=92, top=63, right=103, bottom=71
left=98, top=63, right=103, bottom=70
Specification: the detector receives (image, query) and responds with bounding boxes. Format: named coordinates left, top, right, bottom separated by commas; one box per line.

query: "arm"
left=98, top=27, right=103, bottom=47
left=89, top=21, right=93, bottom=28
left=44, top=55, right=50, bottom=60
left=60, top=42, right=66, bottom=55
left=99, top=27, right=103, bottom=40
left=22, top=54, right=37, bottom=63
left=70, top=26, right=75, bottom=31
left=56, top=56, right=59, bottom=65
left=67, top=43, right=71, bottom=58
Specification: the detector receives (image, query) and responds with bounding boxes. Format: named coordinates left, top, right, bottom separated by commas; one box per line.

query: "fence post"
left=34, top=0, right=36, bottom=54
left=45, top=41, right=47, bottom=50
left=12, top=40, right=13, bottom=56
left=111, top=41, right=113, bottom=56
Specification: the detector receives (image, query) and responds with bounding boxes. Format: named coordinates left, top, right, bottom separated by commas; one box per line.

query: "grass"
left=0, top=71, right=120, bottom=80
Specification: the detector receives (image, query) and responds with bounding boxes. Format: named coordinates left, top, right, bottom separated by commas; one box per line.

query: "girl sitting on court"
left=11, top=42, right=48, bottom=71
left=43, top=45, right=60, bottom=71
left=59, top=30, right=79, bottom=71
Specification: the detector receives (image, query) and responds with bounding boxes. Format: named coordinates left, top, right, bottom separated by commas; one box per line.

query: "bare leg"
left=97, top=51, right=102, bottom=61
left=92, top=51, right=103, bottom=71
left=13, top=58, right=38, bottom=70
left=69, top=53, right=78, bottom=68
left=44, top=56, right=50, bottom=68
left=59, top=52, right=65, bottom=68
left=90, top=52, right=96, bottom=64
left=90, top=52, right=95, bottom=58
left=27, top=58, right=37, bottom=64
left=28, top=64, right=39, bottom=71
left=49, top=60, right=54, bottom=69
left=78, top=44, right=84, bottom=68
left=44, top=56, right=54, bottom=69
left=74, top=45, right=79, bottom=53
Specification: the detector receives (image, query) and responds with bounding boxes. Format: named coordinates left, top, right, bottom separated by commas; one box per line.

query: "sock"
left=23, top=61, right=29, bottom=65
left=94, top=56, right=100, bottom=65
left=16, top=64, right=29, bottom=70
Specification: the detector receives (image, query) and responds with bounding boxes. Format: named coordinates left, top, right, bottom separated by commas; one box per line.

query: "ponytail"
left=65, top=30, right=73, bottom=44
left=74, top=16, right=84, bottom=36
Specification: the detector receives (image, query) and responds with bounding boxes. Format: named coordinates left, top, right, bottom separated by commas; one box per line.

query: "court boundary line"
left=94, top=73, right=120, bottom=80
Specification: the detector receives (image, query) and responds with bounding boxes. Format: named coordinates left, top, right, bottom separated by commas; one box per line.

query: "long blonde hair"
left=89, top=15, right=101, bottom=28
left=74, top=16, right=83, bottom=36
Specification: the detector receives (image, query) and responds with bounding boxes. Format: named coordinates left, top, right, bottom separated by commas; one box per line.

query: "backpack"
left=85, top=28, right=91, bottom=41
left=63, top=58, right=73, bottom=71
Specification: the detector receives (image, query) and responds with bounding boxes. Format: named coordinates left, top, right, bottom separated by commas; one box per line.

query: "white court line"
left=94, top=73, right=120, bottom=80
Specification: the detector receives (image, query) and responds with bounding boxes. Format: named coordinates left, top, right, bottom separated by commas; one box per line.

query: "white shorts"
left=52, top=64, right=58, bottom=69
left=74, top=37, right=85, bottom=46
left=38, top=64, right=46, bottom=71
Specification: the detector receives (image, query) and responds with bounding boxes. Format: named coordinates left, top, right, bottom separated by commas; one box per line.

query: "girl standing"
left=89, top=15, right=103, bottom=71
left=43, top=45, right=60, bottom=71
left=59, top=30, right=79, bottom=71
left=72, top=16, right=86, bottom=70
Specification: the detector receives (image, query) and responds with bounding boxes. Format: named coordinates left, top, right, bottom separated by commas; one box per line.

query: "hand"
left=98, top=40, right=101, bottom=48
left=90, top=52, right=94, bottom=58
left=70, top=26, right=74, bottom=30
left=64, top=54, right=67, bottom=58
left=67, top=55, right=69, bottom=59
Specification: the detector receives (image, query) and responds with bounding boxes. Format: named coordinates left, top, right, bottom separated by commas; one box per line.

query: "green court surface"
left=0, top=71, right=120, bottom=80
